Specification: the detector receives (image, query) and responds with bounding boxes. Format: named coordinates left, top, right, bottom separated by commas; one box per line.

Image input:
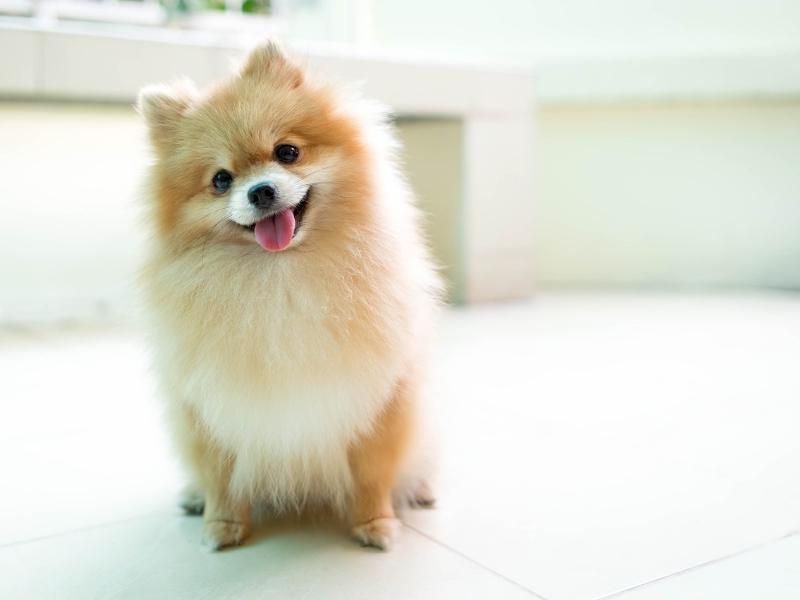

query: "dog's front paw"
left=201, top=520, right=250, bottom=552
left=351, top=517, right=400, bottom=551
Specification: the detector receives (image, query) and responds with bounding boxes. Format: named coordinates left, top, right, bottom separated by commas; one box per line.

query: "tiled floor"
left=1, top=293, right=799, bottom=599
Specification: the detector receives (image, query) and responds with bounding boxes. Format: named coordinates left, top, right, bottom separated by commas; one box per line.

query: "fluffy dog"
left=137, top=41, right=440, bottom=551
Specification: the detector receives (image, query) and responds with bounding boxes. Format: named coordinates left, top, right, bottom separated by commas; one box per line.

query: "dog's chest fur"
left=148, top=246, right=413, bottom=509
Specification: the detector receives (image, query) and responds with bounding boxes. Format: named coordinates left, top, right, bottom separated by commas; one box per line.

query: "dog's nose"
left=247, top=182, right=277, bottom=210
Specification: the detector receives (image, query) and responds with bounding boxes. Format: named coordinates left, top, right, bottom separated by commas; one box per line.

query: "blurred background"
left=2, top=0, right=799, bottom=320
left=2, top=3, right=800, bottom=599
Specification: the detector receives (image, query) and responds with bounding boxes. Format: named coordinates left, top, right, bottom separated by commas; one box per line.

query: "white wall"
left=335, top=0, right=800, bottom=290
left=0, top=104, right=467, bottom=322
left=535, top=101, right=800, bottom=289
left=289, top=0, right=800, bottom=62
left=4, top=1, right=800, bottom=323
left=4, top=96, right=799, bottom=325
left=397, top=119, right=464, bottom=301
left=0, top=103, right=148, bottom=323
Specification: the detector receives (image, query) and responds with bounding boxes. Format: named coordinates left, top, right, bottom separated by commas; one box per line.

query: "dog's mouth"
left=238, top=187, right=311, bottom=252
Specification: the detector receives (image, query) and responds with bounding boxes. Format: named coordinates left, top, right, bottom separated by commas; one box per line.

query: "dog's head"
left=139, top=41, right=389, bottom=254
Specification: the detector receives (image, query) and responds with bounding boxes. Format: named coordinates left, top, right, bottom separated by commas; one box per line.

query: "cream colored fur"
left=138, top=41, right=440, bottom=550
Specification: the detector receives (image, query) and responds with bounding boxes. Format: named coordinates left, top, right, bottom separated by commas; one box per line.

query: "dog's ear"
left=241, top=40, right=303, bottom=88
left=137, top=79, right=197, bottom=154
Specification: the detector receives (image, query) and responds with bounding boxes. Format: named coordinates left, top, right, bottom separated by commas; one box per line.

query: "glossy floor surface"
left=1, top=293, right=799, bottom=599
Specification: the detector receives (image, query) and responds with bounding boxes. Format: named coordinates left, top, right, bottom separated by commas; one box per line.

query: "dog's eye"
left=275, top=144, right=300, bottom=165
left=212, top=170, right=234, bottom=193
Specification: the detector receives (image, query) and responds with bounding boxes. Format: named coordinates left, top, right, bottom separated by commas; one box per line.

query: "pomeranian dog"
left=137, top=41, right=441, bottom=552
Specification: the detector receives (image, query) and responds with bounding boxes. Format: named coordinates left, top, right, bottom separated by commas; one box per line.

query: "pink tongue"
left=254, top=209, right=296, bottom=252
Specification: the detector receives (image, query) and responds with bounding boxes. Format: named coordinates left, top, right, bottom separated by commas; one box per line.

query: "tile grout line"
left=593, top=528, right=800, bottom=600
left=404, top=523, right=551, bottom=600
left=0, top=511, right=170, bottom=550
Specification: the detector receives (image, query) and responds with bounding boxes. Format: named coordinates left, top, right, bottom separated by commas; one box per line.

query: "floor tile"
left=0, top=514, right=538, bottom=600
left=2, top=294, right=800, bottom=600
left=0, top=330, right=180, bottom=543
left=407, top=294, right=800, bottom=600
left=609, top=533, right=800, bottom=600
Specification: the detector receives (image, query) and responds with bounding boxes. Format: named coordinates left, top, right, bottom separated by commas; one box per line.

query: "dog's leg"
left=169, top=404, right=251, bottom=551
left=201, top=482, right=251, bottom=552
left=348, top=379, right=415, bottom=551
